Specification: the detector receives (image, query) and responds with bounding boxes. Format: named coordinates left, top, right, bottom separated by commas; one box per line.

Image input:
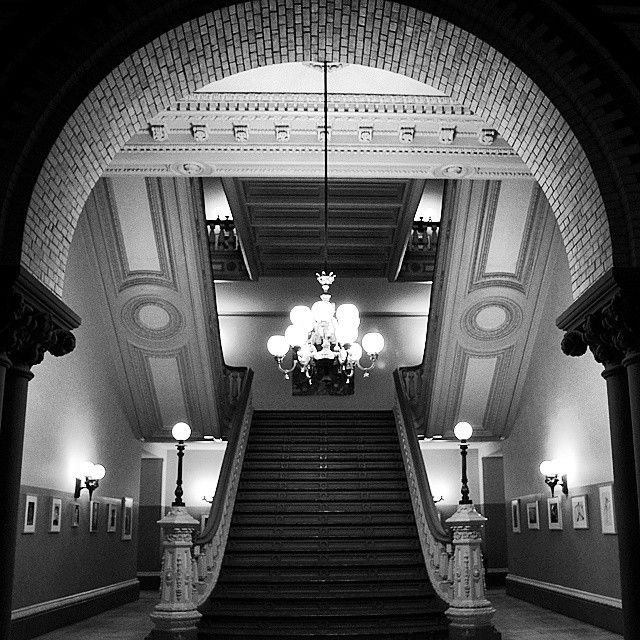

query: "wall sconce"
left=74, top=461, right=106, bottom=500
left=539, top=459, right=569, bottom=497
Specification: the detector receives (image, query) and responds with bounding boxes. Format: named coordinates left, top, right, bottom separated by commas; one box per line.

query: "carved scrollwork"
left=0, top=292, right=76, bottom=368
left=559, top=290, right=640, bottom=365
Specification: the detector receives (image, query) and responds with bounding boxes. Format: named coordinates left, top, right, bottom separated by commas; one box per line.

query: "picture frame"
left=23, top=495, right=37, bottom=534
left=121, top=497, right=133, bottom=541
left=72, top=503, right=80, bottom=528
left=547, top=496, right=563, bottom=530
left=49, top=497, right=62, bottom=533
left=89, top=500, right=100, bottom=533
left=526, top=501, right=540, bottom=530
left=571, top=495, right=589, bottom=529
left=511, top=498, right=521, bottom=533
left=107, top=503, right=118, bottom=533
left=599, top=484, right=616, bottom=534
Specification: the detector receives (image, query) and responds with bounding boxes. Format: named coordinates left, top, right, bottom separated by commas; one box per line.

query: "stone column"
left=0, top=296, right=76, bottom=640
left=445, top=504, right=501, bottom=640
left=148, top=506, right=202, bottom=639
left=561, top=291, right=640, bottom=640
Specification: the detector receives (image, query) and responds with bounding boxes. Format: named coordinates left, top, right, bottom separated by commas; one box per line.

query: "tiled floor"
left=35, top=589, right=622, bottom=640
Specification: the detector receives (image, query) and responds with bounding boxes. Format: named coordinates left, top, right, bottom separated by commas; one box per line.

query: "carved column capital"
left=0, top=290, right=77, bottom=371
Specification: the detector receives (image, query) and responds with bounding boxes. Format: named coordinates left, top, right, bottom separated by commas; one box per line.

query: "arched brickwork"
left=12, top=1, right=629, bottom=298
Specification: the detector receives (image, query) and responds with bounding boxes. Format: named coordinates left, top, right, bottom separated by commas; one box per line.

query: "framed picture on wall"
left=121, top=497, right=133, bottom=540
left=547, top=496, right=563, bottom=530
left=89, top=501, right=100, bottom=533
left=526, top=501, right=540, bottom=530
left=107, top=503, right=118, bottom=533
left=511, top=499, right=521, bottom=533
left=49, top=497, right=62, bottom=533
left=571, top=495, right=589, bottom=529
left=599, top=485, right=616, bottom=534
left=72, top=503, right=80, bottom=528
left=23, top=495, right=37, bottom=534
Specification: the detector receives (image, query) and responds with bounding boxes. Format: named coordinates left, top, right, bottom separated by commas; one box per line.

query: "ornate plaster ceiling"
left=80, top=177, right=227, bottom=441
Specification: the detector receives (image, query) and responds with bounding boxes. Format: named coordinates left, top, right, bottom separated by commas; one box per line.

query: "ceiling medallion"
left=122, top=297, right=185, bottom=341
left=266, top=62, right=385, bottom=395
left=462, top=298, right=522, bottom=341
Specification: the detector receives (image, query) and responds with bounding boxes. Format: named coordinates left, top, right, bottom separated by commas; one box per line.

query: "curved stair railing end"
left=148, top=368, right=254, bottom=639
left=393, top=369, right=502, bottom=640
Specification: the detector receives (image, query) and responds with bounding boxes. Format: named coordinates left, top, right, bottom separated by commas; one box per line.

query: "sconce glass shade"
left=79, top=460, right=95, bottom=479
left=540, top=459, right=561, bottom=477
left=454, top=421, right=473, bottom=441
left=267, top=335, right=289, bottom=358
left=92, top=464, right=106, bottom=480
left=172, top=421, right=191, bottom=442
left=362, top=332, right=384, bottom=355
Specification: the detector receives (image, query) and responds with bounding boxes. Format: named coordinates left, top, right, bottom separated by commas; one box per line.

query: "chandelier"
left=266, top=61, right=385, bottom=387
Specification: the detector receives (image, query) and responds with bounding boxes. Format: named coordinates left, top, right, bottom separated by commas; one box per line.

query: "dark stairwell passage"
left=198, top=410, right=449, bottom=639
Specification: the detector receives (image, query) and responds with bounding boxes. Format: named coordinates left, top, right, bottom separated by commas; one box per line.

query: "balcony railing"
left=206, top=218, right=249, bottom=280
left=398, top=218, right=440, bottom=281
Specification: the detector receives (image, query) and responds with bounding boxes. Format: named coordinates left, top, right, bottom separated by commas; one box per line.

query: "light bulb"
left=454, top=421, right=473, bottom=441
left=348, top=342, right=363, bottom=362
left=92, top=464, right=106, bottom=480
left=172, top=421, right=191, bottom=442
left=362, top=332, right=384, bottom=355
left=267, top=335, right=289, bottom=358
left=285, top=324, right=307, bottom=347
left=312, top=300, right=335, bottom=323
left=290, top=305, right=313, bottom=331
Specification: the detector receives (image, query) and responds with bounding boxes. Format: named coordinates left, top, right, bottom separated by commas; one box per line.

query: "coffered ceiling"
left=220, top=177, right=424, bottom=278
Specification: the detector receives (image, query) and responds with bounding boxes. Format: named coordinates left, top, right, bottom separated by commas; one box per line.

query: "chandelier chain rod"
left=323, top=59, right=329, bottom=274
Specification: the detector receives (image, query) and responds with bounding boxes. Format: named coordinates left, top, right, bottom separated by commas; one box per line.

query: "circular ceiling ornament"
left=173, top=161, right=207, bottom=176
left=463, top=298, right=522, bottom=341
left=122, top=297, right=185, bottom=340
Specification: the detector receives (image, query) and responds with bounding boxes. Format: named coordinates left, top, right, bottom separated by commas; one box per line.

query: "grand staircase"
left=197, top=410, right=449, bottom=639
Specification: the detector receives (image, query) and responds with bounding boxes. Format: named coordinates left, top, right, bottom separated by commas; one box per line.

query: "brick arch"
left=24, top=0, right=611, bottom=298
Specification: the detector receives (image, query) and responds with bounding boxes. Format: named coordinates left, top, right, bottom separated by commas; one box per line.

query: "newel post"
left=445, top=504, right=501, bottom=639
left=148, top=506, right=201, bottom=639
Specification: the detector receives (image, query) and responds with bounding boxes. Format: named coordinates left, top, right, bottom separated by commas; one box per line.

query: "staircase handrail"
left=393, top=369, right=454, bottom=603
left=191, top=367, right=254, bottom=605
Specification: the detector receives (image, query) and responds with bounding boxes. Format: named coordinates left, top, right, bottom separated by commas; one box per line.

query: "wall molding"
left=506, top=574, right=621, bottom=609
left=506, top=573, right=622, bottom=635
left=11, top=578, right=139, bottom=620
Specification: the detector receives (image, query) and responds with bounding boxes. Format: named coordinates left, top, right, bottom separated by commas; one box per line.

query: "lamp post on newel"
left=445, top=421, right=501, bottom=640
left=148, top=422, right=201, bottom=640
